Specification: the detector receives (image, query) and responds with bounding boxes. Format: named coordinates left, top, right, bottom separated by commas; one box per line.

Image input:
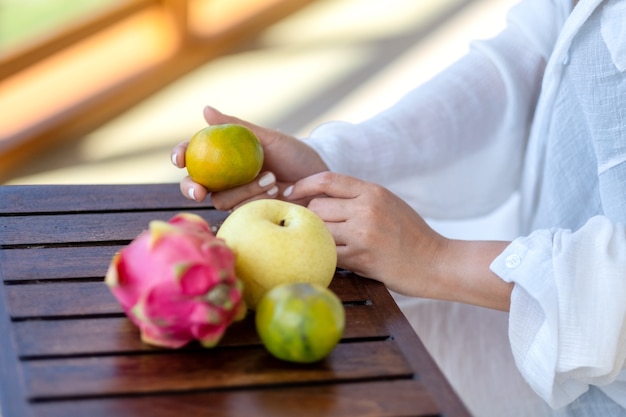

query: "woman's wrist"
left=431, top=239, right=513, bottom=311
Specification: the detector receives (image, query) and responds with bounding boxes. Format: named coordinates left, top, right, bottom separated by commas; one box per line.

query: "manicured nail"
left=283, top=185, right=293, bottom=198
left=258, top=172, right=275, bottom=188
left=187, top=187, right=196, bottom=201
left=267, top=185, right=279, bottom=196
left=171, top=152, right=178, bottom=167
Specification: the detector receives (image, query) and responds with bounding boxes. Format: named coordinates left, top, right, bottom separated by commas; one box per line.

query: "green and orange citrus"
left=185, top=124, right=264, bottom=192
left=255, top=282, right=345, bottom=363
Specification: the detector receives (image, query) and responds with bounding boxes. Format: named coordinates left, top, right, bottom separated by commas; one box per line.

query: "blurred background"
left=1, top=0, right=518, bottom=185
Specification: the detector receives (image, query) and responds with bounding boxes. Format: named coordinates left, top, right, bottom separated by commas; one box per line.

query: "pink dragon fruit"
left=105, top=212, right=246, bottom=348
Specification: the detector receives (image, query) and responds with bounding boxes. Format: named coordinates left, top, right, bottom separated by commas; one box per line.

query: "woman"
left=172, top=0, right=626, bottom=415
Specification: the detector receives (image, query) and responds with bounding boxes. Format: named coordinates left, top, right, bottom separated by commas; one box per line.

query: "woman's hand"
left=283, top=172, right=444, bottom=297
left=171, top=106, right=328, bottom=210
left=284, top=172, right=514, bottom=311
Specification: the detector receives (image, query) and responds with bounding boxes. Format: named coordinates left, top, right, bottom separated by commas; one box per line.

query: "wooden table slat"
left=14, top=305, right=390, bottom=358
left=6, top=281, right=120, bottom=318
left=0, top=245, right=124, bottom=281
left=29, top=380, right=441, bottom=417
left=5, top=273, right=369, bottom=319
left=0, top=184, right=207, bottom=214
left=0, top=209, right=230, bottom=247
left=24, top=340, right=411, bottom=399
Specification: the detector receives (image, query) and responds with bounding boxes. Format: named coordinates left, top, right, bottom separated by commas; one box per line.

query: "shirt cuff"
left=490, top=229, right=554, bottom=287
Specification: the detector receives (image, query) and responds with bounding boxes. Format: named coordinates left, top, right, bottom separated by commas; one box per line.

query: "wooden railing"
left=0, top=0, right=316, bottom=183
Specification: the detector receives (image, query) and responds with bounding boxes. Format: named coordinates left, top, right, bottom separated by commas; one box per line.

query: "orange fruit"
left=255, top=282, right=345, bottom=363
left=185, top=124, right=264, bottom=192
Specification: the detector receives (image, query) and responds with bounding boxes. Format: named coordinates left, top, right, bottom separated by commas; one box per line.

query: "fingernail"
left=171, top=152, right=178, bottom=167
left=267, top=185, right=278, bottom=196
left=258, top=172, right=275, bottom=188
left=283, top=185, right=293, bottom=198
left=187, top=187, right=196, bottom=201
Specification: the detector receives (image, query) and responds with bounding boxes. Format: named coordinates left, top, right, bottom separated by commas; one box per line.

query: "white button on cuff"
left=505, top=254, right=521, bottom=269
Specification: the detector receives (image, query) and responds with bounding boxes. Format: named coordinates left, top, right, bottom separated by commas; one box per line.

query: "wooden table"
left=0, top=183, right=470, bottom=417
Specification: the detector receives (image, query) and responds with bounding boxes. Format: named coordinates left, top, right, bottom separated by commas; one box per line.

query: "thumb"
left=203, top=106, right=281, bottom=149
left=203, top=106, right=241, bottom=125
left=203, top=106, right=263, bottom=134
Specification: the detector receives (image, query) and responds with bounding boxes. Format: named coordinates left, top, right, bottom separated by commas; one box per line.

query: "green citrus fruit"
left=185, top=124, right=264, bottom=192
left=255, top=282, right=345, bottom=363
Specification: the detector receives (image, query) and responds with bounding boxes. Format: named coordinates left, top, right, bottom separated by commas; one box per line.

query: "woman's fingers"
left=210, top=171, right=279, bottom=210
left=283, top=172, right=367, bottom=251
left=306, top=196, right=352, bottom=223
left=171, top=141, right=189, bottom=168
left=180, top=175, right=209, bottom=202
left=180, top=171, right=280, bottom=209
left=284, top=171, right=363, bottom=201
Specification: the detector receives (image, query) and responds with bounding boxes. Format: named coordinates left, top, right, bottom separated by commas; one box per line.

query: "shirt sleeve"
left=304, top=0, right=563, bottom=219
left=491, top=216, right=626, bottom=409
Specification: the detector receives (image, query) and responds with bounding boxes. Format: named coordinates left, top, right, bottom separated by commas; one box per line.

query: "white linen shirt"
left=305, top=0, right=626, bottom=411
